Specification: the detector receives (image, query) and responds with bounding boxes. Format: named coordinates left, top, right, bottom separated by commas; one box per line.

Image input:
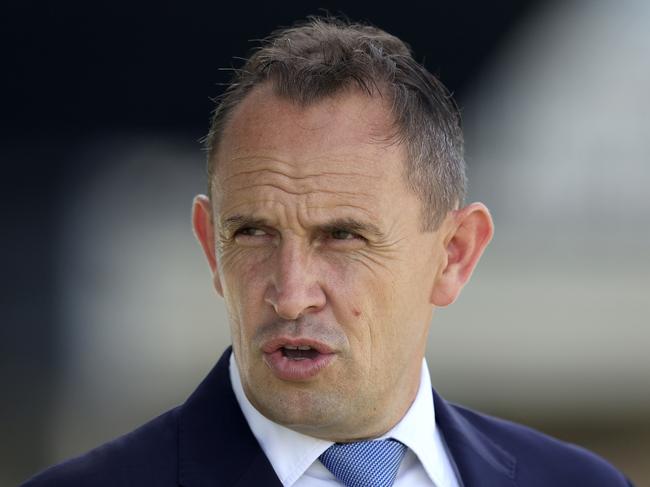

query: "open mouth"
left=281, top=345, right=320, bottom=360
left=262, top=339, right=336, bottom=380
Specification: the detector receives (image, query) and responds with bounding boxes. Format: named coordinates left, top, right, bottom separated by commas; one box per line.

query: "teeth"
left=284, top=345, right=298, bottom=350
left=282, top=345, right=312, bottom=350
left=298, top=346, right=312, bottom=350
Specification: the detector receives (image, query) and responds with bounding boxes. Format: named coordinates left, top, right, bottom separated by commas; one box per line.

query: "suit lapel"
left=432, top=388, right=518, bottom=487
left=178, top=348, right=283, bottom=487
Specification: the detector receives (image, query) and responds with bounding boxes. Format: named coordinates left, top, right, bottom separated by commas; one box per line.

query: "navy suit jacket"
left=23, top=348, right=633, bottom=486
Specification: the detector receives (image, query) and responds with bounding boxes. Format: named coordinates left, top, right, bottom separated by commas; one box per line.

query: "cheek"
left=332, top=259, right=400, bottom=347
left=325, top=257, right=375, bottom=319
left=348, top=262, right=425, bottom=355
left=220, top=252, right=271, bottom=335
left=221, top=244, right=272, bottom=292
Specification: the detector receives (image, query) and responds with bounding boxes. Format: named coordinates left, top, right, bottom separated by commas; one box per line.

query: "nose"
left=264, top=240, right=326, bottom=320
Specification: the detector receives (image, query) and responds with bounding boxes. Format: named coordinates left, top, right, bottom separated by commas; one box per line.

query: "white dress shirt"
left=229, top=353, right=460, bottom=486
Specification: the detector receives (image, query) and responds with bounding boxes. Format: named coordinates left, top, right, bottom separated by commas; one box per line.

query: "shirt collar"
left=380, top=359, right=455, bottom=487
left=229, top=352, right=449, bottom=486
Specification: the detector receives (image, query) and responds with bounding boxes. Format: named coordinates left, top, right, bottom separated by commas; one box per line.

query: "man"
left=24, top=16, right=633, bottom=487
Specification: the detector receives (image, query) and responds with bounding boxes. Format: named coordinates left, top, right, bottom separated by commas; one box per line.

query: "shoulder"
left=20, top=407, right=181, bottom=487
left=451, top=404, right=633, bottom=486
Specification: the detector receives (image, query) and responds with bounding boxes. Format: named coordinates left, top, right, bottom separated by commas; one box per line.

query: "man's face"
left=205, top=86, right=452, bottom=441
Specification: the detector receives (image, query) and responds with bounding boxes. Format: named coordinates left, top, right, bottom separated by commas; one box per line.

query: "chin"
left=250, top=383, right=347, bottom=433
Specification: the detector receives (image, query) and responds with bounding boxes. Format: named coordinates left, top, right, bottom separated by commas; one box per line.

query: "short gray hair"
left=204, top=16, right=466, bottom=230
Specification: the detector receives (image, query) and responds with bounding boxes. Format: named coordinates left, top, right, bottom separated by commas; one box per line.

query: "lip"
left=261, top=337, right=336, bottom=354
left=261, top=337, right=337, bottom=381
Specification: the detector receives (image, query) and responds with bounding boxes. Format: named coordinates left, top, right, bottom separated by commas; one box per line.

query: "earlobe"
left=430, top=203, right=494, bottom=307
left=191, top=195, right=224, bottom=296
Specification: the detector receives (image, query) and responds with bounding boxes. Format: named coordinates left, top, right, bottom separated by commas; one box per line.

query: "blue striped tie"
left=319, top=439, right=407, bottom=487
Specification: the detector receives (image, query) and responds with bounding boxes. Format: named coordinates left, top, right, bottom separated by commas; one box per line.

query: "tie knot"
left=319, top=439, right=407, bottom=487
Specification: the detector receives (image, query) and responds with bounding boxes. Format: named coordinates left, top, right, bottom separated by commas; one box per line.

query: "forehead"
left=219, top=86, right=399, bottom=165
left=211, top=86, right=417, bottom=226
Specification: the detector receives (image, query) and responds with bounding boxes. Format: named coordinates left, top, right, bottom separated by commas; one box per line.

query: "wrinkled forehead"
left=211, top=85, right=405, bottom=193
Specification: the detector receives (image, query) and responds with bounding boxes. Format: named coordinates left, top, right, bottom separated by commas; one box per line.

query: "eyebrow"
left=319, top=218, right=384, bottom=239
left=220, top=215, right=384, bottom=239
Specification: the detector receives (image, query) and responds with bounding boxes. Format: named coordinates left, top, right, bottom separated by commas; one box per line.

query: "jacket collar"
left=432, top=388, right=518, bottom=486
left=178, top=348, right=283, bottom=487
left=178, top=347, right=517, bottom=487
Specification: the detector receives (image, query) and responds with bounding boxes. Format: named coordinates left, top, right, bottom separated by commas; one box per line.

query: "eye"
left=330, top=229, right=358, bottom=240
left=323, top=228, right=366, bottom=250
left=236, top=227, right=268, bottom=237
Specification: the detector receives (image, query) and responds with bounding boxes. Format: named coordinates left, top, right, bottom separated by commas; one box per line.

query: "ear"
left=430, top=202, right=494, bottom=307
left=191, top=194, right=223, bottom=296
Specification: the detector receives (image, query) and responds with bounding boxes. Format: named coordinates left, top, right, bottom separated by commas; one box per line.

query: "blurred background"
left=2, top=0, right=648, bottom=485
